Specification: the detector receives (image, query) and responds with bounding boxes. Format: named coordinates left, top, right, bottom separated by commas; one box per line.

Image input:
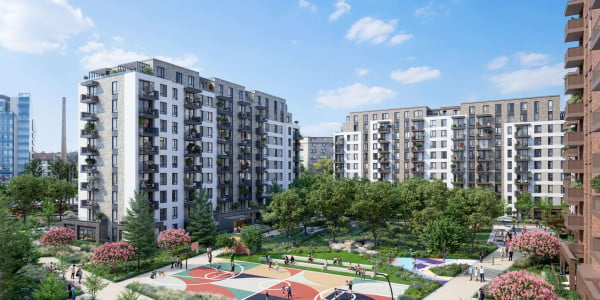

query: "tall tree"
left=411, top=180, right=450, bottom=234
left=32, top=273, right=65, bottom=300
left=23, top=159, right=43, bottom=177
left=43, top=176, right=77, bottom=221
left=422, top=217, right=465, bottom=259
left=263, top=189, right=302, bottom=239
left=394, top=177, right=429, bottom=231
left=0, top=197, right=35, bottom=298
left=290, top=172, right=321, bottom=235
left=312, top=157, right=334, bottom=174
left=186, top=189, right=218, bottom=246
left=122, top=192, right=157, bottom=261
left=308, top=177, right=355, bottom=242
left=240, top=225, right=264, bottom=254
left=515, top=192, right=533, bottom=221
left=7, top=174, right=45, bottom=221
left=83, top=272, right=108, bottom=300
left=352, top=181, right=396, bottom=245
left=48, top=159, right=77, bottom=182
left=451, top=187, right=503, bottom=249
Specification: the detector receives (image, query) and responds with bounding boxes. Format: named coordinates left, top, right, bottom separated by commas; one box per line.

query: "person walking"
left=70, top=285, right=76, bottom=300
left=347, top=280, right=353, bottom=295
left=76, top=266, right=83, bottom=283
left=468, top=265, right=474, bottom=281
left=274, top=261, right=280, bottom=273
left=177, top=257, right=182, bottom=269
left=478, top=250, right=483, bottom=263
left=170, top=257, right=174, bottom=268
left=475, top=266, right=480, bottom=282
left=480, top=266, right=485, bottom=282
left=71, top=264, right=76, bottom=280
left=509, top=249, right=514, bottom=261
left=265, top=291, right=269, bottom=300
left=478, top=288, right=485, bottom=300
left=287, top=285, right=292, bottom=299
left=281, top=283, right=286, bottom=297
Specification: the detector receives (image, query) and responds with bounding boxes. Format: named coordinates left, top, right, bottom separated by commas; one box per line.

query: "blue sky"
left=0, top=0, right=566, bottom=152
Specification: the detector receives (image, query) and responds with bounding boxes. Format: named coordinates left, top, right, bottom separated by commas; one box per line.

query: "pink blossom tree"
left=510, top=231, right=559, bottom=264
left=39, top=227, right=76, bottom=247
left=157, top=229, right=191, bottom=254
left=489, top=270, right=556, bottom=299
left=91, top=241, right=136, bottom=270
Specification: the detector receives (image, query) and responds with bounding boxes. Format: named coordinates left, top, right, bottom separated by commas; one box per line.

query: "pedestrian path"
left=424, top=223, right=542, bottom=300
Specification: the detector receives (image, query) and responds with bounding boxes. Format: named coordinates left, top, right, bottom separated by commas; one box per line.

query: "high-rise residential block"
left=0, top=93, right=31, bottom=182
left=334, top=96, right=563, bottom=214
left=64, top=59, right=300, bottom=243
left=299, top=136, right=334, bottom=172
left=560, top=1, right=600, bottom=297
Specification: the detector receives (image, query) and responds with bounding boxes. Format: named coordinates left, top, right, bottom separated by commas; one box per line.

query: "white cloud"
left=316, top=83, right=395, bottom=109
left=298, top=0, right=317, bottom=12
left=0, top=0, right=93, bottom=54
left=415, top=1, right=437, bottom=18
left=346, top=17, right=399, bottom=44
left=355, top=68, right=369, bottom=76
left=291, top=40, right=298, bottom=45
left=112, top=36, right=123, bottom=43
left=487, top=56, right=509, bottom=70
left=517, top=52, right=549, bottom=67
left=489, top=63, right=564, bottom=94
left=390, top=66, right=441, bottom=84
left=300, top=122, right=342, bottom=137
left=79, top=42, right=199, bottom=71
left=329, top=0, right=350, bottom=21
left=388, top=33, right=413, bottom=45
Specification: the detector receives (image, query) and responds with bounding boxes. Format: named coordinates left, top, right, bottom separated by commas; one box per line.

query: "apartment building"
left=560, top=1, right=600, bottom=298
left=0, top=93, right=31, bottom=182
left=299, top=136, right=334, bottom=172
left=65, top=58, right=300, bottom=243
left=333, top=96, right=563, bottom=214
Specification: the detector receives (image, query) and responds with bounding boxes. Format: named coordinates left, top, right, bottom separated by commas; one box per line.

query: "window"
left=228, top=87, right=233, bottom=96
left=175, top=72, right=182, bottom=83
left=534, top=125, right=541, bottom=133
left=520, top=102, right=528, bottom=111
left=172, top=190, right=178, bottom=202
left=160, top=173, right=167, bottom=185
left=441, top=119, right=447, bottom=127
left=172, top=173, right=178, bottom=185
left=160, top=120, right=167, bottom=132
left=160, top=208, right=167, bottom=221
left=160, top=191, right=167, bottom=203
left=172, top=122, right=178, bottom=134
left=160, top=137, right=167, bottom=150
left=112, top=154, right=118, bottom=167
left=112, top=98, right=118, bottom=112
left=372, top=113, right=378, bottom=121
left=112, top=81, right=118, bottom=94
left=156, top=66, right=164, bottom=78
left=160, top=155, right=166, bottom=168
left=172, top=105, right=178, bottom=117
left=172, top=88, right=178, bottom=100
left=363, top=114, right=368, bottom=121
left=394, top=112, right=400, bottom=119
left=495, top=104, right=501, bottom=114
left=238, top=90, right=243, bottom=100
left=187, top=75, right=195, bottom=87
left=160, top=84, right=167, bottom=97
left=483, top=105, right=489, bottom=113
left=172, top=139, right=178, bottom=151
left=548, top=100, right=553, bottom=111
left=172, top=156, right=178, bottom=168
left=160, top=102, right=167, bottom=114
left=469, top=106, right=475, bottom=115
left=507, top=103, right=514, bottom=113
left=112, top=118, right=118, bottom=130
left=430, top=120, right=437, bottom=127
left=112, top=136, right=117, bottom=149
left=548, top=125, right=553, bottom=133
left=548, top=149, right=553, bottom=157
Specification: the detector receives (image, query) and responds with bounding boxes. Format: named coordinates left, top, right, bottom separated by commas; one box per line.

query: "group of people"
left=468, top=265, right=486, bottom=282
left=70, top=264, right=83, bottom=283
left=348, top=263, right=367, bottom=281
left=170, top=256, right=183, bottom=269
left=500, top=246, right=514, bottom=261
left=283, top=255, right=295, bottom=265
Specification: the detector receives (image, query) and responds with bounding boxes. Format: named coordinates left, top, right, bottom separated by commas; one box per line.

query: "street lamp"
left=375, top=272, right=393, bottom=300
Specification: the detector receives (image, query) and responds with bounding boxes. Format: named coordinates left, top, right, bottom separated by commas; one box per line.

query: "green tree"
left=32, top=273, right=65, bottom=300
left=451, top=187, right=503, bottom=249
left=7, top=174, right=45, bottom=221
left=422, top=217, right=466, bottom=259
left=308, top=177, right=355, bottom=242
left=352, top=181, right=396, bottom=245
left=44, top=177, right=77, bottom=221
left=290, top=172, right=321, bottom=236
left=215, top=233, right=238, bottom=252
left=23, top=159, right=43, bottom=177
left=117, top=289, right=140, bottom=300
left=240, top=225, right=264, bottom=254
left=516, top=192, right=533, bottom=221
left=83, top=272, right=108, bottom=300
left=123, top=192, right=157, bottom=261
left=263, top=189, right=302, bottom=239
left=186, top=189, right=218, bottom=246
left=394, top=177, right=429, bottom=231
left=411, top=180, right=450, bottom=234
left=0, top=197, right=35, bottom=298
left=40, top=200, right=57, bottom=225
left=312, top=157, right=334, bottom=174
left=48, top=159, right=77, bottom=182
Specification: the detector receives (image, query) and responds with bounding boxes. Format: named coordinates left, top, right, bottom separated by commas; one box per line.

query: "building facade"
left=68, top=58, right=300, bottom=243
left=560, top=0, right=600, bottom=298
left=0, top=93, right=31, bottom=182
left=299, top=136, right=334, bottom=172
left=333, top=96, right=564, bottom=214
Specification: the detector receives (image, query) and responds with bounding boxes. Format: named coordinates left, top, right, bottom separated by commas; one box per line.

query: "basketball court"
left=145, top=260, right=407, bottom=299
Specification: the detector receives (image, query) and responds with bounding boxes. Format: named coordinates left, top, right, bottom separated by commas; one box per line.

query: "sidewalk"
left=425, top=223, right=541, bottom=300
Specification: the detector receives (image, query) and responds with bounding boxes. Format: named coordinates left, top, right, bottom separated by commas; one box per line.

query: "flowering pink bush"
left=39, top=227, right=76, bottom=247
left=511, top=231, right=559, bottom=264
left=157, top=228, right=191, bottom=250
left=489, top=270, right=556, bottom=299
left=92, top=241, right=136, bottom=268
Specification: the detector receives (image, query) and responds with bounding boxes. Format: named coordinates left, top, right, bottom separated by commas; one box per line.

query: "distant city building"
left=65, top=58, right=301, bottom=243
left=32, top=152, right=61, bottom=177
left=334, top=95, right=564, bottom=214
left=0, top=93, right=31, bottom=182
left=299, top=136, right=333, bottom=172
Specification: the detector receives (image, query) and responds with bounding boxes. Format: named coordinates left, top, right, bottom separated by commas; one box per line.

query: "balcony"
left=139, top=163, right=158, bottom=174
left=514, top=155, right=531, bottom=162
left=564, top=46, right=584, bottom=68
left=217, top=166, right=230, bottom=173
left=238, top=98, right=252, bottom=106
left=451, top=134, right=465, bottom=140
left=80, top=94, right=98, bottom=104
left=565, top=0, right=584, bottom=16
left=80, top=129, right=98, bottom=139
left=476, top=122, right=492, bottom=129
left=564, top=212, right=584, bottom=231
left=184, top=116, right=202, bottom=125
left=565, top=72, right=584, bottom=94
left=411, top=135, right=424, bottom=141
left=255, top=166, right=265, bottom=173
left=565, top=18, right=584, bottom=42
left=592, top=17, right=600, bottom=50
left=80, top=80, right=99, bottom=87
left=139, top=88, right=158, bottom=100
left=184, top=181, right=202, bottom=190
left=239, top=125, right=252, bottom=133
left=80, top=164, right=97, bottom=174
left=565, top=187, right=584, bottom=205
left=452, top=156, right=465, bottom=162
left=255, top=179, right=263, bottom=186
left=139, top=127, right=159, bottom=137
left=81, top=182, right=99, bottom=191
left=514, top=178, right=530, bottom=185
left=184, top=150, right=202, bottom=157
left=238, top=152, right=251, bottom=160
left=565, top=131, right=584, bottom=146
left=255, top=153, right=264, bottom=160
left=255, top=128, right=266, bottom=135
left=378, top=126, right=391, bottom=133
left=184, top=165, right=201, bottom=173
left=255, top=141, right=265, bottom=148
left=80, top=112, right=98, bottom=121
left=139, top=145, right=158, bottom=155
left=592, top=111, right=600, bottom=132
left=239, top=179, right=252, bottom=187
left=238, top=112, right=252, bottom=119
left=593, top=153, right=600, bottom=174
left=451, top=124, right=465, bottom=130
left=217, top=122, right=232, bottom=130
left=594, top=0, right=600, bottom=10
left=81, top=146, right=98, bottom=156
left=184, top=132, right=202, bottom=141
left=139, top=108, right=158, bottom=119
left=184, top=97, right=202, bottom=109
left=378, top=167, right=391, bottom=173
left=410, top=126, right=424, bottom=132
left=515, top=142, right=530, bottom=150
left=139, top=182, right=158, bottom=192
left=566, top=159, right=584, bottom=173
left=255, top=115, right=267, bottom=123
left=565, top=103, right=584, bottom=120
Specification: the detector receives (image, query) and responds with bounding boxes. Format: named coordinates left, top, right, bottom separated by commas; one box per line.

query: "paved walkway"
left=425, top=222, right=543, bottom=300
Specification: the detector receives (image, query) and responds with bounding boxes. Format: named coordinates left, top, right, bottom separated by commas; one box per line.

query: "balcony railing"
left=81, top=182, right=98, bottom=191
left=565, top=131, right=584, bottom=146
left=80, top=130, right=98, bottom=139
left=565, top=102, right=584, bottom=120
left=81, top=146, right=99, bottom=156
left=139, top=182, right=158, bottom=192
left=80, top=112, right=98, bottom=121
left=565, top=18, right=584, bottom=42
left=139, top=127, right=159, bottom=137
left=139, top=145, right=158, bottom=155
left=139, top=109, right=159, bottom=119
left=184, top=132, right=202, bottom=140
left=564, top=212, right=584, bottom=231
left=565, top=187, right=584, bottom=205
left=565, top=0, right=584, bottom=17
left=565, top=72, right=584, bottom=94
left=565, top=159, right=584, bottom=174
left=80, top=94, right=98, bottom=104
left=139, top=88, right=158, bottom=100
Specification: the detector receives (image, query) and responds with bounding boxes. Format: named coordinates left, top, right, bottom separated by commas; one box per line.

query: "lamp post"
left=375, top=272, right=393, bottom=300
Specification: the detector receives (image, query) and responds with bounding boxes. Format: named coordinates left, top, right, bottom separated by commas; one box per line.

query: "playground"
left=144, top=260, right=407, bottom=299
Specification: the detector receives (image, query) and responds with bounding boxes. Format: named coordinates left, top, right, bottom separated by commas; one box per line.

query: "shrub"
left=157, top=229, right=191, bottom=251
left=39, top=227, right=76, bottom=247
left=592, top=176, right=600, bottom=194
left=429, top=263, right=463, bottom=277
left=488, top=270, right=556, bottom=299
left=511, top=231, right=559, bottom=265
left=92, top=241, right=136, bottom=269
left=127, top=282, right=231, bottom=300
